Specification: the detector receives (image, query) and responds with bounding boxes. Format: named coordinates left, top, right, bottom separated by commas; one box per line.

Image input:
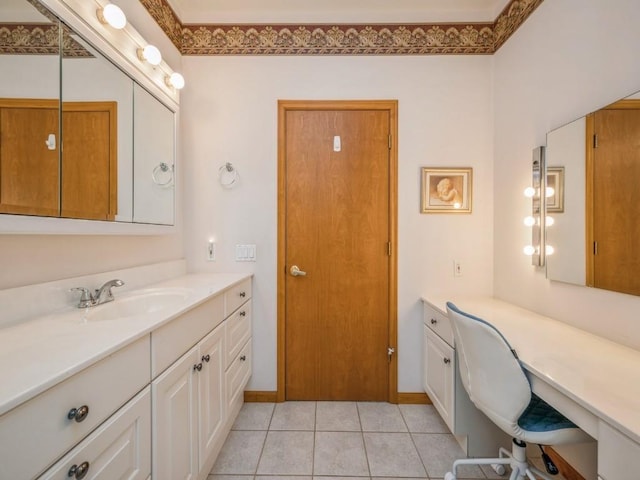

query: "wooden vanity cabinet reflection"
left=0, top=98, right=117, bottom=220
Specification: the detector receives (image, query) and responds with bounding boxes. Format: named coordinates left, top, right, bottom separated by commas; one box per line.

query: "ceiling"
left=167, top=0, right=512, bottom=24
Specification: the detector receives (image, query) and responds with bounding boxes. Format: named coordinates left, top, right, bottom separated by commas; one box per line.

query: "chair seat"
left=517, top=394, right=591, bottom=445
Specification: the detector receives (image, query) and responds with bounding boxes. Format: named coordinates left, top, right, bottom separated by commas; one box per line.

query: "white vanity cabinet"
left=152, top=278, right=252, bottom=480
left=597, top=421, right=640, bottom=480
left=0, top=336, right=151, bottom=480
left=422, top=300, right=508, bottom=457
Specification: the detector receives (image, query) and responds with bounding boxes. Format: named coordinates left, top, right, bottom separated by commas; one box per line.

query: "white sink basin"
left=83, top=288, right=191, bottom=321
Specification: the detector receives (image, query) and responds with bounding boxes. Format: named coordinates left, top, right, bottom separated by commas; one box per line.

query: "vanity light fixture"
left=165, top=72, right=185, bottom=90
left=96, top=3, right=127, bottom=29
left=137, top=45, right=162, bottom=66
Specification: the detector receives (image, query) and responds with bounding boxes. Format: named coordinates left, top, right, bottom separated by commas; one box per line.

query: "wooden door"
left=61, top=102, right=117, bottom=221
left=0, top=100, right=59, bottom=216
left=278, top=100, right=397, bottom=401
left=587, top=103, right=640, bottom=296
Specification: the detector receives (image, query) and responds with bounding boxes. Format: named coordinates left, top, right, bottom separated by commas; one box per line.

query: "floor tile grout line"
left=356, top=402, right=373, bottom=478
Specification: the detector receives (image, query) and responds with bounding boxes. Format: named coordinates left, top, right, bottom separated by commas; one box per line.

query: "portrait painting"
left=421, top=167, right=472, bottom=214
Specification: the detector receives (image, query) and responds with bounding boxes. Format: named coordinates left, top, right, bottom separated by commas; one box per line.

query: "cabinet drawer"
left=152, top=295, right=224, bottom=378
left=224, top=278, right=252, bottom=317
left=0, top=336, right=150, bottom=480
left=226, top=338, right=252, bottom=413
left=225, top=300, right=252, bottom=369
left=598, top=421, right=640, bottom=480
left=39, top=386, right=151, bottom=480
left=423, top=302, right=454, bottom=346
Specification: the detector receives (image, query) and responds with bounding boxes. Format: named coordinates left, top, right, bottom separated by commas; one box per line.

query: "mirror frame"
left=0, top=0, right=179, bottom=235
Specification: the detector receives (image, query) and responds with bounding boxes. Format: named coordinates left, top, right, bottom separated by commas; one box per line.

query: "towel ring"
left=152, top=162, right=174, bottom=188
left=218, top=162, right=239, bottom=188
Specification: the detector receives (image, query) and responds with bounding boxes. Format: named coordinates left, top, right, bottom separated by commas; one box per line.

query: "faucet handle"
left=70, top=287, right=94, bottom=308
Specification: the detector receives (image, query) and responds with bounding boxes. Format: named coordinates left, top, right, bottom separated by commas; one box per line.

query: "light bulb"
left=545, top=186, right=555, bottom=198
left=97, top=4, right=126, bottom=29
left=138, top=45, right=162, bottom=66
left=523, top=216, right=535, bottom=227
left=524, top=187, right=535, bottom=198
left=545, top=216, right=554, bottom=227
left=523, top=245, right=535, bottom=256
left=545, top=245, right=555, bottom=255
left=166, top=72, right=185, bottom=90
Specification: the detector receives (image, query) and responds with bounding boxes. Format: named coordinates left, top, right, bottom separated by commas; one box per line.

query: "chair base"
left=444, top=439, right=557, bottom=480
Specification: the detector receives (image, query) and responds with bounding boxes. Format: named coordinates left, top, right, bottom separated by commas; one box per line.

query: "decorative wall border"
left=144, top=0, right=543, bottom=55
left=0, top=23, right=91, bottom=57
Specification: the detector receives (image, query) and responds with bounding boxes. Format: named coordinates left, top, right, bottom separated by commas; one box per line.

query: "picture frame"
left=546, top=166, right=565, bottom=213
left=421, top=167, right=472, bottom=214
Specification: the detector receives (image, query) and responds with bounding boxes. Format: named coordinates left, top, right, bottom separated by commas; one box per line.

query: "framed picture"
left=421, top=167, right=472, bottom=214
left=546, top=166, right=565, bottom=213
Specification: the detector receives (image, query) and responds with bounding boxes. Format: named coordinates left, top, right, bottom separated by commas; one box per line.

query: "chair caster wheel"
left=491, top=463, right=506, bottom=475
left=444, top=472, right=456, bottom=480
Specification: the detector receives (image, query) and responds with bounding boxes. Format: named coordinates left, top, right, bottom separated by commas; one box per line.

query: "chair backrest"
left=446, top=302, right=532, bottom=436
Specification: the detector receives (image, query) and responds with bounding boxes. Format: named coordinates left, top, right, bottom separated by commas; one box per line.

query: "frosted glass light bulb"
left=139, top=45, right=162, bottom=66
left=523, top=245, right=535, bottom=256
left=167, top=72, right=185, bottom=89
left=98, top=4, right=126, bottom=29
left=524, top=187, right=535, bottom=198
left=545, top=245, right=555, bottom=255
left=523, top=216, right=535, bottom=227
left=545, top=216, right=554, bottom=227
left=545, top=186, right=555, bottom=198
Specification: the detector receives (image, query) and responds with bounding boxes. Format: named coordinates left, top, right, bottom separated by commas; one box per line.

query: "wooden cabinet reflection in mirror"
left=0, top=98, right=117, bottom=221
left=586, top=99, right=640, bottom=297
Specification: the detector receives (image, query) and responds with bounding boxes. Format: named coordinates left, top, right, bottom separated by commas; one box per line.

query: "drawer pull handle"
left=430, top=318, right=438, bottom=325
left=239, top=291, right=246, bottom=298
left=240, top=311, right=246, bottom=317
left=443, top=358, right=451, bottom=364
left=240, top=355, right=247, bottom=361
left=193, top=363, right=203, bottom=372
left=202, top=354, right=210, bottom=363
left=68, top=461, right=90, bottom=479
left=67, top=405, right=89, bottom=423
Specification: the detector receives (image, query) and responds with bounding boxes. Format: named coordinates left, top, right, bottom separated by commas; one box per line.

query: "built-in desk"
left=422, top=295, right=640, bottom=480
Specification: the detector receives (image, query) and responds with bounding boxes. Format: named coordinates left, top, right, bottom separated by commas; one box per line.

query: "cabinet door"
left=152, top=347, right=199, bottom=480
left=39, top=387, right=151, bottom=480
left=423, top=326, right=455, bottom=430
left=198, top=324, right=226, bottom=471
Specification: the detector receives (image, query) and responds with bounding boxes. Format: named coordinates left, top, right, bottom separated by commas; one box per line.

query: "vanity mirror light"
left=546, top=92, right=640, bottom=297
left=0, top=0, right=181, bottom=233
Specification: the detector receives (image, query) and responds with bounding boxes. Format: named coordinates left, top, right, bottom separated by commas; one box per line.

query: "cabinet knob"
left=193, top=363, right=203, bottom=372
left=202, top=354, right=210, bottom=363
left=443, top=358, right=451, bottom=364
left=68, top=461, right=90, bottom=479
left=239, top=291, right=246, bottom=298
left=239, top=311, right=246, bottom=317
left=240, top=355, right=247, bottom=361
left=67, top=405, right=89, bottom=423
left=430, top=318, right=438, bottom=325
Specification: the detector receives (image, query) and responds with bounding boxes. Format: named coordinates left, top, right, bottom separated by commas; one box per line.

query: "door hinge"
left=388, top=134, right=392, bottom=150
left=387, top=347, right=395, bottom=362
left=387, top=242, right=392, bottom=256
left=593, top=134, right=598, bottom=148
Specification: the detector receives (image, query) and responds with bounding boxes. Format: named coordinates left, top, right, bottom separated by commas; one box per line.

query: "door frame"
left=276, top=99, right=399, bottom=403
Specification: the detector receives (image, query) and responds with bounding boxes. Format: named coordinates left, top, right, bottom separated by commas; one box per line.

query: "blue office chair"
left=444, top=302, right=592, bottom=480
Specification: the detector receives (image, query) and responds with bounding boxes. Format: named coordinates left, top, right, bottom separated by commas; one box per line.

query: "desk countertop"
left=0, top=273, right=251, bottom=417
left=422, top=295, right=640, bottom=446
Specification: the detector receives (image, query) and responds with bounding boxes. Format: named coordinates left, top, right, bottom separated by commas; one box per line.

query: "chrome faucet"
left=70, top=279, right=125, bottom=308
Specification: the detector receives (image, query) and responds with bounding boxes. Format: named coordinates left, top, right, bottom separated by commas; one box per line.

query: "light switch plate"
left=235, top=244, right=256, bottom=262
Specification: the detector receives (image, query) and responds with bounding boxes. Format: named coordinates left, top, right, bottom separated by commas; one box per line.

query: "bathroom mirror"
left=546, top=91, right=640, bottom=297
left=0, top=0, right=176, bottom=230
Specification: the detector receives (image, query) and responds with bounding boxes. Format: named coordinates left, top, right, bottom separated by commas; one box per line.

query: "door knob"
left=290, top=265, right=307, bottom=277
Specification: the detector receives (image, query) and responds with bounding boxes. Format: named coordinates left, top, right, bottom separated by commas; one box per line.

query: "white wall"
left=493, top=0, right=640, bottom=350
left=182, top=55, right=495, bottom=392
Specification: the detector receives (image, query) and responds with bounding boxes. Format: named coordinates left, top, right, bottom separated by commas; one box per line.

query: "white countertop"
left=0, top=273, right=251, bottom=417
left=423, top=294, right=640, bottom=445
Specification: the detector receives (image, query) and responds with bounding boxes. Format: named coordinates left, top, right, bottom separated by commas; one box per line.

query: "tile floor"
left=209, top=402, right=564, bottom=480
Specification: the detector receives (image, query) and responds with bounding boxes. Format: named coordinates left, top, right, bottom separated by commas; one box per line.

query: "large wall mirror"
left=0, top=0, right=176, bottom=230
left=546, top=91, right=640, bottom=297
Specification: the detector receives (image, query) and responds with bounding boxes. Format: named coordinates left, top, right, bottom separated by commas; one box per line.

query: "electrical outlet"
left=454, top=260, right=462, bottom=277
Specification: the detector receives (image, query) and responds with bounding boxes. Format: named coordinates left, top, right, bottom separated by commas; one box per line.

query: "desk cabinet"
left=598, top=421, right=640, bottom=480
